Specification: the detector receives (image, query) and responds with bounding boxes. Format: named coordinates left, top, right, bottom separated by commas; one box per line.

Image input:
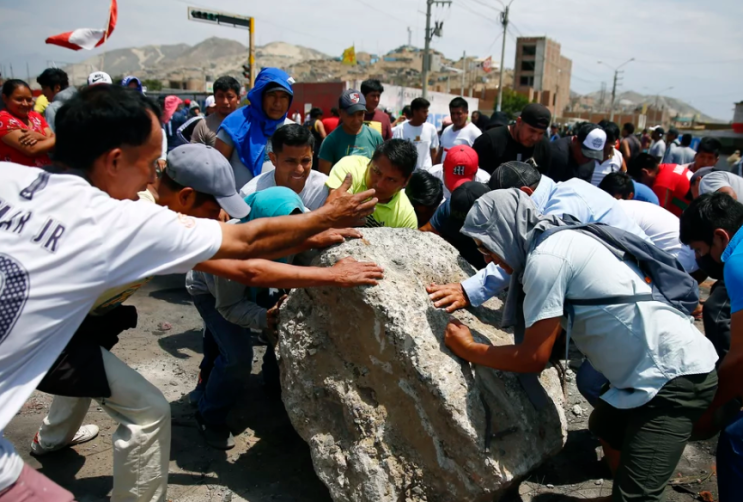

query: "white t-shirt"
left=392, top=121, right=440, bottom=170
left=618, top=199, right=698, bottom=273
left=424, top=163, right=490, bottom=200
left=523, top=230, right=717, bottom=409
left=699, top=171, right=743, bottom=200
left=591, top=148, right=624, bottom=186
left=439, top=123, right=482, bottom=163
left=0, top=163, right=223, bottom=490
left=240, top=169, right=329, bottom=211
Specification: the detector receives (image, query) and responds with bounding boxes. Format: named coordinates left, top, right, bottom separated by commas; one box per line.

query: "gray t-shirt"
left=240, top=169, right=329, bottom=211
left=649, top=139, right=666, bottom=160
left=190, top=113, right=225, bottom=147
left=699, top=171, right=743, bottom=200
left=671, top=146, right=696, bottom=165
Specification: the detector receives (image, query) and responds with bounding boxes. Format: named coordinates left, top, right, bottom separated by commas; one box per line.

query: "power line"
left=466, top=0, right=502, bottom=13
left=455, top=0, right=500, bottom=23
left=349, top=0, right=412, bottom=25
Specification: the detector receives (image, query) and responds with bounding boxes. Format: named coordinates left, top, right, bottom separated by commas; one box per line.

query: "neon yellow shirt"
left=326, top=155, right=417, bottom=229
left=33, top=94, right=49, bottom=114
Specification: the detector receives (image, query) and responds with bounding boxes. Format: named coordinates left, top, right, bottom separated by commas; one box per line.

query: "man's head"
left=156, top=144, right=250, bottom=220
left=443, top=145, right=479, bottom=193
left=622, top=122, right=635, bottom=138
left=598, top=120, right=620, bottom=157
left=652, top=127, right=665, bottom=141
left=666, top=127, right=679, bottom=144
left=513, top=103, right=551, bottom=147
left=339, top=89, right=367, bottom=133
left=627, top=152, right=660, bottom=187
left=262, top=84, right=292, bottom=120
left=360, top=79, right=384, bottom=113
left=121, top=76, right=143, bottom=92
left=269, top=124, right=315, bottom=194
left=680, top=192, right=743, bottom=264
left=365, top=139, right=418, bottom=204
left=681, top=133, right=693, bottom=147
left=550, top=124, right=559, bottom=134
left=330, top=107, right=340, bottom=118
left=204, top=95, right=216, bottom=115
left=55, top=85, right=162, bottom=201
left=488, top=160, right=541, bottom=195
left=598, top=171, right=635, bottom=200
left=448, top=182, right=490, bottom=233
left=690, top=167, right=715, bottom=199
left=87, top=71, right=112, bottom=86
left=448, top=97, right=469, bottom=129
left=410, top=97, right=430, bottom=126
left=37, top=68, right=69, bottom=102
left=406, top=170, right=444, bottom=227
left=486, top=111, right=509, bottom=131
left=401, top=105, right=413, bottom=121
left=213, top=76, right=241, bottom=117
left=571, top=123, right=607, bottom=164
left=694, top=137, right=721, bottom=171
left=309, top=107, right=323, bottom=120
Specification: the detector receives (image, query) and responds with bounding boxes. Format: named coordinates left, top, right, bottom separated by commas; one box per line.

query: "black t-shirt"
left=547, top=136, right=597, bottom=183
left=472, top=125, right=552, bottom=175
left=429, top=200, right=486, bottom=270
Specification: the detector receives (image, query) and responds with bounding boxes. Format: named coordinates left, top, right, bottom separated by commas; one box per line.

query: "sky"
left=1, top=0, right=742, bottom=120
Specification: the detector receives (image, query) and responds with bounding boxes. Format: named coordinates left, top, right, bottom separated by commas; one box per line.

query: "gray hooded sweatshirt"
left=45, top=86, right=78, bottom=132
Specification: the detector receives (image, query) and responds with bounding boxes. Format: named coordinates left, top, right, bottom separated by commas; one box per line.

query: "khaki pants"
left=37, top=348, right=170, bottom=502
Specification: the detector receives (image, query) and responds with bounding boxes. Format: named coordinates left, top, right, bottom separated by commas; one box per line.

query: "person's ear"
left=105, top=148, right=124, bottom=175
left=713, top=228, right=732, bottom=248
left=54, top=84, right=61, bottom=94
left=520, top=186, right=534, bottom=196
left=268, top=151, right=278, bottom=167
left=628, top=192, right=635, bottom=200
left=178, top=187, right=196, bottom=208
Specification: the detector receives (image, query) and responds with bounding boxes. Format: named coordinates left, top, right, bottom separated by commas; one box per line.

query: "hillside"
left=580, top=89, right=722, bottom=123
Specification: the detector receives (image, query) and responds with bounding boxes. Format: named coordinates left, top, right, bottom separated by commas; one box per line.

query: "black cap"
left=519, top=103, right=551, bottom=130
left=488, top=161, right=542, bottom=190
left=654, top=127, right=665, bottom=136
left=449, top=182, right=490, bottom=223
left=487, top=111, right=510, bottom=130
left=668, top=127, right=679, bottom=136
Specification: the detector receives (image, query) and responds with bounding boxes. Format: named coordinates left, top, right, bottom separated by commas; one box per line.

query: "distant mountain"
left=577, top=89, right=723, bottom=123
left=62, top=37, right=329, bottom=83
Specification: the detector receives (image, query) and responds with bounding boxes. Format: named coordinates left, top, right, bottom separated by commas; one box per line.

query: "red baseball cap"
left=443, top=145, right=479, bottom=192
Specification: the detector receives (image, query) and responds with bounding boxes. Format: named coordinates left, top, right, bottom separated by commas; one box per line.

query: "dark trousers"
left=589, top=371, right=718, bottom=502
left=703, top=278, right=731, bottom=363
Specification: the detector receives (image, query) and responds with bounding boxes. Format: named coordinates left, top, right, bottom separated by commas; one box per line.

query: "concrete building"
left=514, top=37, right=572, bottom=118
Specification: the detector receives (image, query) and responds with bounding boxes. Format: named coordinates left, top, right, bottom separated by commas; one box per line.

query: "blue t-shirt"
left=632, top=180, right=659, bottom=205
left=723, top=227, right=743, bottom=314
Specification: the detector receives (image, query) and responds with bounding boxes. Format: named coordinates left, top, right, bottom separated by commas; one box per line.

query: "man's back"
left=474, top=125, right=551, bottom=175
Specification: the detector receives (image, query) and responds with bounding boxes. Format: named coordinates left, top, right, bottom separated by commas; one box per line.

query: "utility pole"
left=461, top=51, right=466, bottom=97
left=407, top=27, right=412, bottom=47
left=496, top=4, right=510, bottom=112
left=598, top=57, right=633, bottom=122
left=421, top=0, right=451, bottom=99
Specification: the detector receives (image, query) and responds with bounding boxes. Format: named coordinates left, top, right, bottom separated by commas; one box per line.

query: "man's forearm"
left=195, top=259, right=340, bottom=289
left=461, top=343, right=546, bottom=373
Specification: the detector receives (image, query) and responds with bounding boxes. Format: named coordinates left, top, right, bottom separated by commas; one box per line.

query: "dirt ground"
left=5, top=275, right=720, bottom=501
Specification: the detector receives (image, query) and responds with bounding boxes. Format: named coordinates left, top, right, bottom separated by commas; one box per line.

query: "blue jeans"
left=718, top=410, right=743, bottom=501
left=191, top=294, right=254, bottom=426
left=576, top=359, right=609, bottom=407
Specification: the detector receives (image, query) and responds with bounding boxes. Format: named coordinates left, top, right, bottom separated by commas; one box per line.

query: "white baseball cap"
left=87, top=71, right=113, bottom=86
left=204, top=95, right=216, bottom=109
left=578, top=123, right=607, bottom=161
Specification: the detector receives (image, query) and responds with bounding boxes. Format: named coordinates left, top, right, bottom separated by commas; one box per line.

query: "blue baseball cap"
left=339, top=89, right=367, bottom=114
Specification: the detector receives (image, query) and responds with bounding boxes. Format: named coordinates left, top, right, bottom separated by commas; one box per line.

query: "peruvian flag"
left=46, top=0, right=118, bottom=51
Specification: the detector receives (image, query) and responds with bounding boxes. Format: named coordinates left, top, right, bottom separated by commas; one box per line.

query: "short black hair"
left=37, top=68, right=69, bottom=91
left=159, top=170, right=217, bottom=208
left=406, top=170, right=444, bottom=208
left=599, top=120, right=620, bottom=144
left=54, top=85, right=162, bottom=171
left=360, top=79, right=384, bottom=96
left=309, top=107, right=323, bottom=119
left=2, top=79, right=30, bottom=97
left=401, top=105, right=412, bottom=118
left=697, top=137, right=721, bottom=157
left=449, top=97, right=469, bottom=111
left=411, top=98, right=430, bottom=111
left=330, top=107, right=339, bottom=117
left=213, top=76, right=241, bottom=95
left=372, top=139, right=418, bottom=178
left=598, top=171, right=634, bottom=199
left=627, top=153, right=659, bottom=180
left=271, top=123, right=315, bottom=153
left=623, top=123, right=635, bottom=134
left=681, top=133, right=693, bottom=147
left=680, top=192, right=743, bottom=246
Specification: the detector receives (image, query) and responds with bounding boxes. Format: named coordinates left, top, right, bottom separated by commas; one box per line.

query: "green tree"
left=142, top=79, right=163, bottom=91
left=496, top=88, right=530, bottom=119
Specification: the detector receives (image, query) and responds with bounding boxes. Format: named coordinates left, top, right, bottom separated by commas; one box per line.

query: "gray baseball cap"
left=166, top=144, right=250, bottom=219
left=339, top=89, right=367, bottom=114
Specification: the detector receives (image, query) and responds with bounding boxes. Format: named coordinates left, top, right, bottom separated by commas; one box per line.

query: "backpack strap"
left=569, top=294, right=655, bottom=307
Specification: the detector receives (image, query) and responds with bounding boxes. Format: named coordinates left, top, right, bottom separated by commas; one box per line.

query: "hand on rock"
left=324, top=173, right=377, bottom=228
left=444, top=319, right=475, bottom=359
left=308, top=228, right=363, bottom=249
left=331, top=257, right=384, bottom=287
left=266, top=295, right=288, bottom=332
left=427, top=283, right=470, bottom=313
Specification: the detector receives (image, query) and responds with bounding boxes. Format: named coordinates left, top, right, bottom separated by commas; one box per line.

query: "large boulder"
left=278, top=228, right=567, bottom=502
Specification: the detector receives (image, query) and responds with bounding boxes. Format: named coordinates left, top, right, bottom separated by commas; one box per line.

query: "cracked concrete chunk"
left=278, top=228, right=567, bottom=501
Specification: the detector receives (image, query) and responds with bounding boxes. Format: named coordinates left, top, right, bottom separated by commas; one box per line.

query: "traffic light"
left=191, top=10, right=218, bottom=21
left=242, top=64, right=251, bottom=79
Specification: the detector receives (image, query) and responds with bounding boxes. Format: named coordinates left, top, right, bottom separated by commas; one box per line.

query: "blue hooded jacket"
left=218, top=68, right=294, bottom=178
left=121, top=76, right=143, bottom=93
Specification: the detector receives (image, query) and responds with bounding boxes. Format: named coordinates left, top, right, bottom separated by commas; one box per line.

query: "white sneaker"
left=30, top=425, right=100, bottom=456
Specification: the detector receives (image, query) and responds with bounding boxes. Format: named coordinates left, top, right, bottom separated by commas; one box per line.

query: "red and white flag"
left=45, top=0, right=118, bottom=51
left=482, top=56, right=493, bottom=74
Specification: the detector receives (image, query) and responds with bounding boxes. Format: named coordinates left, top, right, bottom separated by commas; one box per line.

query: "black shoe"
left=195, top=412, right=235, bottom=450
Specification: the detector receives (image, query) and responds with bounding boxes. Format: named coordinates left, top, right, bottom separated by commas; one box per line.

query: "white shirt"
left=0, top=164, right=223, bottom=490
left=524, top=230, right=717, bottom=409
left=392, top=121, right=440, bottom=170
left=424, top=163, right=490, bottom=200
left=618, top=199, right=698, bottom=273
left=240, top=169, right=329, bottom=211
left=439, top=122, right=482, bottom=163
left=591, top=148, right=623, bottom=187
left=699, top=171, right=743, bottom=200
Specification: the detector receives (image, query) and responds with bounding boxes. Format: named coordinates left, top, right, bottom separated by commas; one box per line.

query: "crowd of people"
left=1, top=64, right=742, bottom=502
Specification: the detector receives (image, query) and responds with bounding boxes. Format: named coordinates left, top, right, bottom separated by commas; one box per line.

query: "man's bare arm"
left=215, top=138, right=234, bottom=162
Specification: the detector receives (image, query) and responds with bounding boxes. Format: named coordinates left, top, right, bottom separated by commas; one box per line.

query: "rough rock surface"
left=277, top=228, right=568, bottom=502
